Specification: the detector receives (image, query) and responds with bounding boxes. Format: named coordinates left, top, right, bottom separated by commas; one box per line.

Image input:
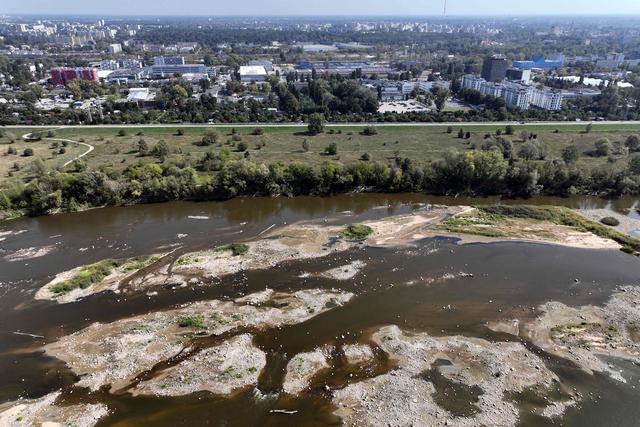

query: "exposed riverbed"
left=2, top=194, right=640, bottom=426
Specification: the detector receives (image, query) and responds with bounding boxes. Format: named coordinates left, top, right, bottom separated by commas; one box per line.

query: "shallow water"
left=1, top=194, right=640, bottom=426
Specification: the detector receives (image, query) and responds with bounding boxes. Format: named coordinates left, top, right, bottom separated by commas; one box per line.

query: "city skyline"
left=3, top=0, right=640, bottom=17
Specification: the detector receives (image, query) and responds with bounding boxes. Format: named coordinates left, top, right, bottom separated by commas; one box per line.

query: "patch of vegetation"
left=121, top=256, right=159, bottom=272
left=177, top=314, right=205, bottom=328
left=49, top=259, right=125, bottom=295
left=342, top=224, right=373, bottom=240
left=600, top=217, right=620, bottom=227
left=176, top=255, right=200, bottom=266
left=215, top=243, right=249, bottom=256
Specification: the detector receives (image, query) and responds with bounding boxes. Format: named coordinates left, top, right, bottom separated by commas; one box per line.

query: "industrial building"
left=149, top=64, right=207, bottom=77
left=239, top=65, right=268, bottom=82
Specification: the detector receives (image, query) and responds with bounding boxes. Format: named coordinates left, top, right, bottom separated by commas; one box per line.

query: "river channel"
left=1, top=194, right=640, bottom=426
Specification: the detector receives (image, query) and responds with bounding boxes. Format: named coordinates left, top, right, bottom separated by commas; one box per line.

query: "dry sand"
left=332, top=325, right=561, bottom=426
left=0, top=392, right=108, bottom=427
left=133, top=334, right=265, bottom=397
left=45, top=288, right=352, bottom=393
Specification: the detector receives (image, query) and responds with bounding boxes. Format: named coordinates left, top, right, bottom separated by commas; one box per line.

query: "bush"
left=117, top=129, right=127, bottom=137
left=23, top=148, right=34, bottom=157
left=600, top=217, right=620, bottom=227
left=236, top=141, right=248, bottom=152
left=215, top=243, right=249, bottom=256
left=361, top=126, right=378, bottom=136
left=342, top=224, right=373, bottom=240
left=324, top=142, right=338, bottom=155
left=175, top=128, right=185, bottom=136
left=232, top=134, right=242, bottom=142
left=200, top=130, right=220, bottom=146
left=178, top=314, right=204, bottom=328
left=252, top=128, right=265, bottom=136
left=361, top=152, right=371, bottom=161
left=594, top=138, right=612, bottom=157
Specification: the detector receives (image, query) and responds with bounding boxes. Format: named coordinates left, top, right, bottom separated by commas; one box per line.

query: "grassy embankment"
left=441, top=205, right=640, bottom=254
left=2, top=123, right=640, bottom=184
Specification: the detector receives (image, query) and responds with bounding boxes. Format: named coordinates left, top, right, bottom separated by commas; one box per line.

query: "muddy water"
left=2, top=194, right=640, bottom=426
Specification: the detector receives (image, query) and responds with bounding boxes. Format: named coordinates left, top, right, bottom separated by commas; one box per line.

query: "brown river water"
left=2, top=194, right=640, bottom=426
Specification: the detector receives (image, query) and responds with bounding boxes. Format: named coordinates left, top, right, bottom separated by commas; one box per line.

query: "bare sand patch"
left=342, top=344, right=375, bottom=365
left=0, top=392, right=108, bottom=427
left=318, top=260, right=366, bottom=281
left=283, top=347, right=331, bottom=395
left=45, top=288, right=352, bottom=393
left=4, top=245, right=57, bottom=261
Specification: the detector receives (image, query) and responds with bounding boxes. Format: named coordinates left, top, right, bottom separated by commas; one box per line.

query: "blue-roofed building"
left=513, top=55, right=564, bottom=69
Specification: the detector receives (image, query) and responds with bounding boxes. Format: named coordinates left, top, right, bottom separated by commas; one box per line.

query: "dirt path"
left=21, top=127, right=95, bottom=168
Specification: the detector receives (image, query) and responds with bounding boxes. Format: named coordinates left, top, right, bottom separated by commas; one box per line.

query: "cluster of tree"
left=5, top=137, right=640, bottom=217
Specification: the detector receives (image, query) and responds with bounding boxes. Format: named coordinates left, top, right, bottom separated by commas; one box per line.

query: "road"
left=5, top=120, right=640, bottom=129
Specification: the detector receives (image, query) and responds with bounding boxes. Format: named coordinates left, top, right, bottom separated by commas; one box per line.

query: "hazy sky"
left=3, top=0, right=640, bottom=16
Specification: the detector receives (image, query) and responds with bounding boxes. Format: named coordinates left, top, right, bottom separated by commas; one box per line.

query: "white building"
left=502, top=84, right=531, bottom=110
left=239, top=65, right=268, bottom=82
left=461, top=74, right=563, bottom=111
left=108, top=43, right=122, bottom=54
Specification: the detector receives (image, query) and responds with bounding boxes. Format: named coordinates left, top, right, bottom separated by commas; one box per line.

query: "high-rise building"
left=481, top=55, right=509, bottom=82
left=50, top=67, right=98, bottom=86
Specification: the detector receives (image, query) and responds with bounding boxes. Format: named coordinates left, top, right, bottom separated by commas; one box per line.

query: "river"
left=1, top=194, right=640, bottom=426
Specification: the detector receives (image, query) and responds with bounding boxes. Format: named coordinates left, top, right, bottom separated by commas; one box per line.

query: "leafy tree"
left=308, top=113, right=325, bottom=135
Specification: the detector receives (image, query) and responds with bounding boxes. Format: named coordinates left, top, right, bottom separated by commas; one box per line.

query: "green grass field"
left=2, top=123, right=640, bottom=183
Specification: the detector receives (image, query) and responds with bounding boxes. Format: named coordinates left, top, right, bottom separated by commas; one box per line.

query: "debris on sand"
left=45, top=289, right=352, bottom=393
left=332, top=325, right=560, bottom=426
left=133, top=334, right=265, bottom=396
left=172, top=206, right=469, bottom=282
left=283, top=347, right=331, bottom=395
left=342, top=344, right=375, bottom=365
left=511, top=286, right=640, bottom=382
left=0, top=392, right=109, bottom=427
left=319, top=261, right=366, bottom=281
